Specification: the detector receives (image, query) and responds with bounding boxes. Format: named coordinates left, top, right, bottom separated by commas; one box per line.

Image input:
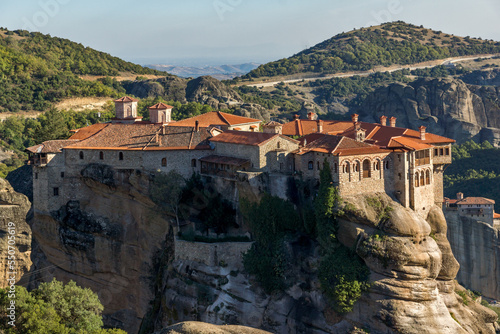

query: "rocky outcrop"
left=148, top=193, right=497, bottom=334
left=0, top=178, right=32, bottom=287
left=5, top=165, right=33, bottom=202
left=359, top=77, right=500, bottom=146
left=445, top=210, right=500, bottom=300
left=461, top=69, right=500, bottom=87
left=154, top=321, right=271, bottom=334
left=28, top=168, right=173, bottom=334
left=185, top=76, right=242, bottom=110
left=338, top=194, right=496, bottom=334
left=122, top=76, right=189, bottom=102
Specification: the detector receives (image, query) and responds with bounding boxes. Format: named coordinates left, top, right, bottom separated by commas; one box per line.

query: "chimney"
left=389, top=117, right=397, bottom=127
left=195, top=120, right=200, bottom=132
left=419, top=126, right=426, bottom=140
left=351, top=114, right=359, bottom=123
left=317, top=120, right=323, bottom=133
left=380, top=115, right=387, bottom=126
left=355, top=122, right=361, bottom=130
left=457, top=192, right=464, bottom=201
left=307, top=112, right=317, bottom=120
left=293, top=114, right=300, bottom=120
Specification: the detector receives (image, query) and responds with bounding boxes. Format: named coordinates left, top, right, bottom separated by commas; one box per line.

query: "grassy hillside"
left=240, top=21, right=500, bottom=80
left=444, top=141, right=500, bottom=205
left=0, top=28, right=167, bottom=112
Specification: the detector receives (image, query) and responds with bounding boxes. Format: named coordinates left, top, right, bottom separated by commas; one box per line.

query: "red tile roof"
left=282, top=118, right=455, bottom=151
left=26, top=140, right=80, bottom=154
left=457, top=197, right=495, bottom=205
left=66, top=124, right=212, bottom=151
left=296, top=134, right=388, bottom=156
left=170, top=111, right=261, bottom=128
left=69, top=123, right=109, bottom=140
left=494, top=213, right=500, bottom=219
left=149, top=103, right=173, bottom=110
left=114, top=96, right=138, bottom=102
left=209, top=131, right=298, bottom=147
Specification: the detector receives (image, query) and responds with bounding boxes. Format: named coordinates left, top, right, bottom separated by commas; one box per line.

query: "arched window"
left=363, top=159, right=371, bottom=178
left=119, top=152, right=124, bottom=161
left=420, top=171, right=425, bottom=187
left=415, top=173, right=419, bottom=187
left=191, top=159, right=197, bottom=168
left=162, top=158, right=167, bottom=167
left=79, top=151, right=84, bottom=160
left=308, top=161, right=313, bottom=170
left=385, top=160, right=390, bottom=169
left=355, top=162, right=360, bottom=172
left=99, top=151, right=104, bottom=160
left=345, top=162, right=350, bottom=173
left=334, top=163, right=338, bottom=173
left=426, top=169, right=431, bottom=185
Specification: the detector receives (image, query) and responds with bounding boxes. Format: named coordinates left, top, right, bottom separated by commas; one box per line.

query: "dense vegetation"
left=444, top=140, right=500, bottom=204
left=0, top=278, right=125, bottom=333
left=0, top=28, right=166, bottom=112
left=240, top=21, right=500, bottom=79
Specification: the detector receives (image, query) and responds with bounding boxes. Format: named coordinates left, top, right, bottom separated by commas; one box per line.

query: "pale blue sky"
left=1, top=0, right=499, bottom=66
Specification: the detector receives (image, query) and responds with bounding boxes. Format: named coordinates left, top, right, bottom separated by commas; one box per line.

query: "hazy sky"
left=1, top=0, right=499, bottom=66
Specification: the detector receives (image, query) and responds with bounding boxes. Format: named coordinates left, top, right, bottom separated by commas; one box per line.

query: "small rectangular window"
left=53, top=187, right=59, bottom=196
left=445, top=148, right=450, bottom=156
left=61, top=172, right=65, bottom=178
left=434, top=148, right=438, bottom=156
left=35, top=173, right=38, bottom=180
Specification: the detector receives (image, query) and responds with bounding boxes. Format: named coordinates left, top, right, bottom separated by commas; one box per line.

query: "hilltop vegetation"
left=0, top=28, right=167, bottom=112
left=444, top=141, right=500, bottom=205
left=240, top=21, right=500, bottom=80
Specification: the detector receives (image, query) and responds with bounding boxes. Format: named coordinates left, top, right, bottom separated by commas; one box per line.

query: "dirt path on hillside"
left=244, top=54, right=499, bottom=88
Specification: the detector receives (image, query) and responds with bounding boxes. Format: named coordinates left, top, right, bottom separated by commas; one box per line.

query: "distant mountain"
left=240, top=21, right=500, bottom=80
left=147, top=63, right=260, bottom=80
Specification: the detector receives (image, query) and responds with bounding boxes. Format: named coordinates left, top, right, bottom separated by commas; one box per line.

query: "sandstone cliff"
left=445, top=210, right=500, bottom=301
left=359, top=78, right=500, bottom=146
left=28, top=165, right=498, bottom=333
left=0, top=178, right=32, bottom=288
left=28, top=168, right=173, bottom=334
left=149, top=193, right=497, bottom=334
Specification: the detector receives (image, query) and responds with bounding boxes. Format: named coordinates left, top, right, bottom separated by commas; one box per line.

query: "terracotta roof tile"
left=148, top=103, right=173, bottom=110
left=69, top=123, right=109, bottom=140
left=170, top=111, right=261, bottom=128
left=282, top=118, right=455, bottom=150
left=66, top=123, right=212, bottom=151
left=296, top=134, right=387, bottom=156
left=114, top=96, right=138, bottom=102
left=26, top=140, right=80, bottom=154
left=494, top=213, right=500, bottom=219
left=457, top=197, right=495, bottom=205
left=209, top=131, right=278, bottom=146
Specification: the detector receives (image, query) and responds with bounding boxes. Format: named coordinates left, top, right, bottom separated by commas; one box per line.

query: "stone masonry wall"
left=174, top=238, right=253, bottom=271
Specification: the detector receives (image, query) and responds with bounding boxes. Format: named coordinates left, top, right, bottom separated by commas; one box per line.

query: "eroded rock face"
left=28, top=169, right=172, bottom=334
left=339, top=193, right=496, bottom=334
left=0, top=178, right=31, bottom=287
left=154, top=321, right=272, bottom=334
left=445, top=210, right=500, bottom=301
left=359, top=78, right=500, bottom=146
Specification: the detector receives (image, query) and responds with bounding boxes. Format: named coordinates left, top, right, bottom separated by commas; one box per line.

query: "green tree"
left=314, top=159, right=340, bottom=250
left=150, top=170, right=185, bottom=229
left=0, top=279, right=126, bottom=334
left=35, top=108, right=69, bottom=143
